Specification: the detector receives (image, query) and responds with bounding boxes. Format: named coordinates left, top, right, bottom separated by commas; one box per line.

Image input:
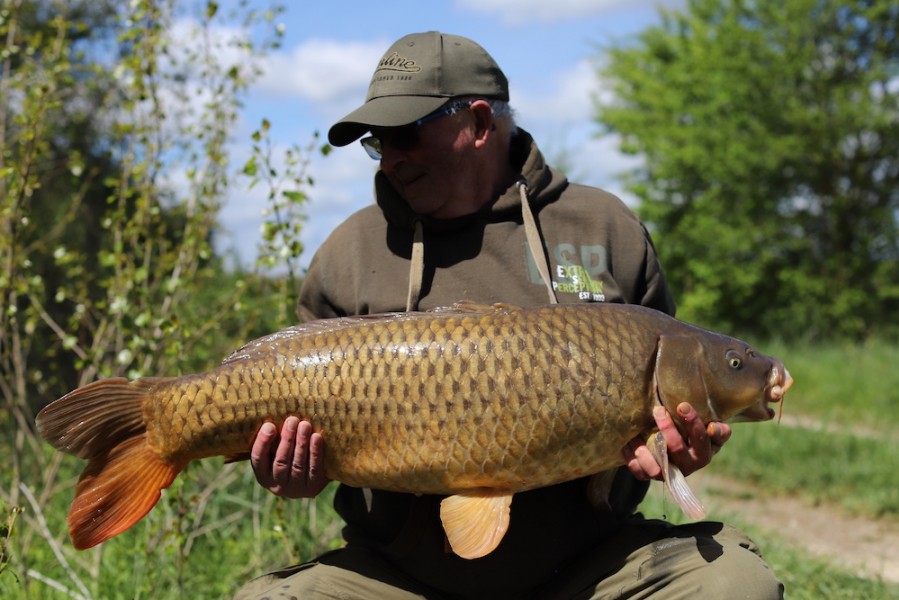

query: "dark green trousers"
left=234, top=519, right=783, bottom=599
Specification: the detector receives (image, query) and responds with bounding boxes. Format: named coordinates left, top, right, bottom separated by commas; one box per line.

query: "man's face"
left=373, top=106, right=485, bottom=219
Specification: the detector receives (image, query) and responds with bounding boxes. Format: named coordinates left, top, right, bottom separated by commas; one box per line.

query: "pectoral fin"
left=647, top=432, right=706, bottom=520
left=439, top=489, right=513, bottom=559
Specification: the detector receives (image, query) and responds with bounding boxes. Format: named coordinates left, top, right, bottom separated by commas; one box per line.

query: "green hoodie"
left=296, top=129, right=676, bottom=596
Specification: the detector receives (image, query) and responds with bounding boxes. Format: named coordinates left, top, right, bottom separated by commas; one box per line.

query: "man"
left=235, top=31, right=783, bottom=599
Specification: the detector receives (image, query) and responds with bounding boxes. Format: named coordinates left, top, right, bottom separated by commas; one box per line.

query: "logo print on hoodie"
left=525, top=243, right=607, bottom=302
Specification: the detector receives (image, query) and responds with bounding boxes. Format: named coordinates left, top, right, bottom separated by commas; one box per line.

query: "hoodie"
left=295, top=129, right=676, bottom=597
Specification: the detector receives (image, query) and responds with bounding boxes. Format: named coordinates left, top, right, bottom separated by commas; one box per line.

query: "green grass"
left=703, top=337, right=899, bottom=519
left=763, top=338, right=899, bottom=432
left=708, top=423, right=899, bottom=518
left=1, top=459, right=343, bottom=600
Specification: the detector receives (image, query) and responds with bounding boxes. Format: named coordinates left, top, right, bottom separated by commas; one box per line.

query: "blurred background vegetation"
left=0, top=0, right=896, bottom=598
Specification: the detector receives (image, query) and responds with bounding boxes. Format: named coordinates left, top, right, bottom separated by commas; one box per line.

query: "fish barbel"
left=36, top=301, right=792, bottom=558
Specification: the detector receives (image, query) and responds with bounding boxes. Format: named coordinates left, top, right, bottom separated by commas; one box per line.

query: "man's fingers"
left=250, top=421, right=278, bottom=485
left=271, top=416, right=300, bottom=483
left=306, top=430, right=327, bottom=493
left=676, top=403, right=711, bottom=463
left=707, top=422, right=731, bottom=455
left=249, top=417, right=329, bottom=498
left=623, top=438, right=662, bottom=481
left=292, top=420, right=314, bottom=481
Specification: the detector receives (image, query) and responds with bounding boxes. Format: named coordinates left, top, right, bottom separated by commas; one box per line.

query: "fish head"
left=654, top=332, right=793, bottom=427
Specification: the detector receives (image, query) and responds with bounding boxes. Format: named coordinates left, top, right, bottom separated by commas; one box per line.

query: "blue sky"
left=216, top=0, right=683, bottom=268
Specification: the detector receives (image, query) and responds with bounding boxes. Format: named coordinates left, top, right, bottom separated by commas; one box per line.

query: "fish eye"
left=726, top=350, right=743, bottom=369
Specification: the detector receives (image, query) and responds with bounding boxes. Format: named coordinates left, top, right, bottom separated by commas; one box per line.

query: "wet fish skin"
left=151, top=303, right=656, bottom=492
left=36, top=301, right=792, bottom=557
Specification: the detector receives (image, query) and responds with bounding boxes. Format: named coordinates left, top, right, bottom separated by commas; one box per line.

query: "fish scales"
left=141, top=304, right=653, bottom=494
left=36, top=301, right=792, bottom=554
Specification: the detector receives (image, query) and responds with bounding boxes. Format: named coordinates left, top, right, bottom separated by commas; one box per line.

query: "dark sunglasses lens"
left=381, top=125, right=418, bottom=151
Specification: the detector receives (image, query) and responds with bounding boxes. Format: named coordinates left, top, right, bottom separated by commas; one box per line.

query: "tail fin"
left=36, top=377, right=187, bottom=549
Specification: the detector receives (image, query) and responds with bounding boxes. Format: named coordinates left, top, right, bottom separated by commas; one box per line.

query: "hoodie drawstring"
left=406, top=219, right=425, bottom=312
left=519, top=182, right=558, bottom=304
left=405, top=184, right=556, bottom=311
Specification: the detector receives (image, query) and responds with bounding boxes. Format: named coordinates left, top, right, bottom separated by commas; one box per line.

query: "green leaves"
left=244, top=120, right=326, bottom=296
left=596, top=0, right=899, bottom=340
left=0, top=1, right=310, bottom=597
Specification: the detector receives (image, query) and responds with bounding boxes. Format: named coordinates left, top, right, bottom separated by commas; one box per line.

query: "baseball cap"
left=328, top=31, right=509, bottom=147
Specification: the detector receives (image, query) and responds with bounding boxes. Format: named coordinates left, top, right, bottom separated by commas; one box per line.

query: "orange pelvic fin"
left=36, top=377, right=185, bottom=549
left=439, top=489, right=513, bottom=559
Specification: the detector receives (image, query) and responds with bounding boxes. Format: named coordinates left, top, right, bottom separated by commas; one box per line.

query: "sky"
left=215, top=0, right=683, bottom=269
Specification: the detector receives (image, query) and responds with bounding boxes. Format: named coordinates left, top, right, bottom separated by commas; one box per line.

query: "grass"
left=707, top=423, right=899, bottom=518
left=762, top=338, right=899, bottom=432
left=705, top=337, right=899, bottom=519
left=2, top=339, right=896, bottom=598
left=1, top=459, right=343, bottom=600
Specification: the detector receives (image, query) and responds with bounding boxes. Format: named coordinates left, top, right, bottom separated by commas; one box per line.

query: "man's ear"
left=469, top=100, right=495, bottom=147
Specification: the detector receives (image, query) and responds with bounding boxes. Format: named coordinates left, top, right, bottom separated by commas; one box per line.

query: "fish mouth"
left=762, top=358, right=793, bottom=420
left=735, top=358, right=793, bottom=422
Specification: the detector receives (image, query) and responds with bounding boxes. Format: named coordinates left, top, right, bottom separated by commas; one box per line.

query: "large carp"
left=36, top=302, right=792, bottom=558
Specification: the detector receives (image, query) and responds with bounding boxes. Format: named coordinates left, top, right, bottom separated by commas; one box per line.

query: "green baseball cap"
left=328, top=31, right=509, bottom=147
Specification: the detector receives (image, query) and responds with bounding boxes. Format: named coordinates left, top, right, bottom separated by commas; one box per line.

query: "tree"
left=595, top=0, right=899, bottom=340
left=1, top=1, right=327, bottom=597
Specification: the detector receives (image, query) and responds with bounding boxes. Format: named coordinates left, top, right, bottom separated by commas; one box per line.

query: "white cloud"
left=512, top=58, right=600, bottom=126
left=256, top=38, right=386, bottom=104
left=455, top=0, right=684, bottom=25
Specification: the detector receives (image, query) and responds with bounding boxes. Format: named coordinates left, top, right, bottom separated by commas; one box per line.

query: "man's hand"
left=250, top=416, right=330, bottom=498
left=623, top=402, right=731, bottom=481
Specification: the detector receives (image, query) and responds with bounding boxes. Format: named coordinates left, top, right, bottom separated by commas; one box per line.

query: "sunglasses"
left=360, top=100, right=474, bottom=160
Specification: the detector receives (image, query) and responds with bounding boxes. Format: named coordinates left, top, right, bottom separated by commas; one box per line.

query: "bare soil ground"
left=682, top=413, right=899, bottom=585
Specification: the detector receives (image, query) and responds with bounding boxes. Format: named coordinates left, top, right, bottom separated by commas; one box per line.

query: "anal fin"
left=439, top=489, right=513, bottom=559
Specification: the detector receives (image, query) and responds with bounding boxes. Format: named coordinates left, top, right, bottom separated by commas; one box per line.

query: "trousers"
left=233, top=518, right=783, bottom=599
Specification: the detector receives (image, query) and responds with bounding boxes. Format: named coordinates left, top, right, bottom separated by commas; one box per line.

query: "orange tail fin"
left=36, top=377, right=187, bottom=549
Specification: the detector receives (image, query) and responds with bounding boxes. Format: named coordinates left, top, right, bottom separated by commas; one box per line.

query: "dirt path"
left=677, top=410, right=899, bottom=585
left=692, top=472, right=899, bottom=584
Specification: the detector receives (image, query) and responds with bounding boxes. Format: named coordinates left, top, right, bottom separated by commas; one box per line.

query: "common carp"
left=36, top=302, right=792, bottom=558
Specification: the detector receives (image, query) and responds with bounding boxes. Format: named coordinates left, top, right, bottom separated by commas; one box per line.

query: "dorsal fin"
left=426, top=301, right=521, bottom=315
left=222, top=302, right=522, bottom=365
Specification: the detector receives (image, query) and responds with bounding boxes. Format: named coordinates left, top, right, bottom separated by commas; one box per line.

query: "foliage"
left=595, top=0, right=899, bottom=340
left=244, top=118, right=330, bottom=325
left=0, top=0, right=326, bottom=597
